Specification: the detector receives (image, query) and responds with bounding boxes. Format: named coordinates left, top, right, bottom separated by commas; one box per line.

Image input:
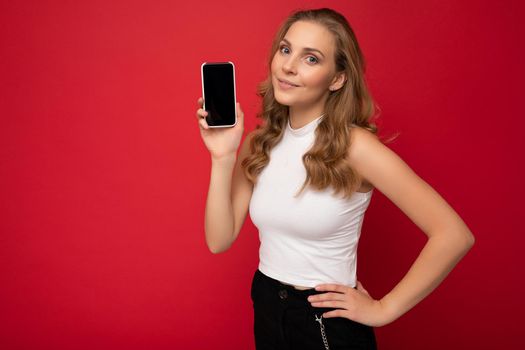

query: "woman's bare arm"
left=348, top=127, right=475, bottom=324
left=205, top=132, right=254, bottom=254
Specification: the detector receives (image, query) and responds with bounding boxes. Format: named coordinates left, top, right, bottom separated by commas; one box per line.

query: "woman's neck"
left=288, top=105, right=326, bottom=129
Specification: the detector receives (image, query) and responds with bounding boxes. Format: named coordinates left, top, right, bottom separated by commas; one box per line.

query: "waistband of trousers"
left=256, top=269, right=356, bottom=298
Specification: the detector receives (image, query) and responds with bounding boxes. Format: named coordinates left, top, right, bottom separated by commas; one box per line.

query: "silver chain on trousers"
left=315, top=314, right=330, bottom=350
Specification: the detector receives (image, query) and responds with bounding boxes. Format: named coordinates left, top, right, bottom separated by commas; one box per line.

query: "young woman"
left=196, top=8, right=475, bottom=350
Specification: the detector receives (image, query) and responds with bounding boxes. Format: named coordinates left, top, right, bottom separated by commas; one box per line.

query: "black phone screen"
left=201, top=62, right=236, bottom=127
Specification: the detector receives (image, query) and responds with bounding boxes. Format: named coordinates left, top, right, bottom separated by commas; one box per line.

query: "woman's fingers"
left=199, top=118, right=209, bottom=130
left=197, top=97, right=242, bottom=130
left=196, top=108, right=208, bottom=120
left=236, top=102, right=244, bottom=128
left=236, top=102, right=243, bottom=118
left=195, top=96, right=208, bottom=130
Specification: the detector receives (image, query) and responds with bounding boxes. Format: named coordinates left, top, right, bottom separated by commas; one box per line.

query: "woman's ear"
left=329, top=72, right=347, bottom=91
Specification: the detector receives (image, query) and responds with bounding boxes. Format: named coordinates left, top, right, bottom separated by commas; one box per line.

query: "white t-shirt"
left=249, top=114, right=373, bottom=288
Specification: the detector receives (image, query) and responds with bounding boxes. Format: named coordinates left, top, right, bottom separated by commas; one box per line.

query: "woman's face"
left=271, top=20, right=339, bottom=109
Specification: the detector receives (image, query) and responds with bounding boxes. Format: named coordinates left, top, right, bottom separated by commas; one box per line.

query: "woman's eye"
left=279, top=45, right=318, bottom=64
left=307, top=56, right=318, bottom=64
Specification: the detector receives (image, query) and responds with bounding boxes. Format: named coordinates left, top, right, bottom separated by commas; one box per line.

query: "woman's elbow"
left=459, top=229, right=476, bottom=251
left=435, top=227, right=475, bottom=251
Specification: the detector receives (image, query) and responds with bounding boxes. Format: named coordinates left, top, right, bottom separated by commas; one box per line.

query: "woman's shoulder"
left=346, top=126, right=384, bottom=189
left=347, top=125, right=381, bottom=151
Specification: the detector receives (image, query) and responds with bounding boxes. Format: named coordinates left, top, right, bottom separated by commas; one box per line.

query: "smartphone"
left=200, top=61, right=237, bottom=128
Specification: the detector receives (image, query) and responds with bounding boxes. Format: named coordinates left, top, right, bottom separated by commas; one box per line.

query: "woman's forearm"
left=204, top=154, right=237, bottom=254
left=379, top=231, right=475, bottom=324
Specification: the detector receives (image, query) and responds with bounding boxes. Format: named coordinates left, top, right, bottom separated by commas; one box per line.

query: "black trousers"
left=251, top=269, right=377, bottom=350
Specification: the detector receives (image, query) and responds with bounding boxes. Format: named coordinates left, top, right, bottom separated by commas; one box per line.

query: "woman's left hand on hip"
left=308, top=280, right=391, bottom=327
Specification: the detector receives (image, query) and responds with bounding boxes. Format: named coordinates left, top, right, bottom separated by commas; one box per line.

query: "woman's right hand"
left=196, top=97, right=244, bottom=160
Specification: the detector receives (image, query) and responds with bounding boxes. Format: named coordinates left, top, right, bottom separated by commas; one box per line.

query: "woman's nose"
left=282, top=56, right=297, bottom=74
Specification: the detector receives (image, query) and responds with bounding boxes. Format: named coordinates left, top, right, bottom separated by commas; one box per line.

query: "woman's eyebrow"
left=281, top=38, right=325, bottom=58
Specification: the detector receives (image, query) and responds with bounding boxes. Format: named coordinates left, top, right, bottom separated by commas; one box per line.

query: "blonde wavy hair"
left=242, top=8, right=392, bottom=200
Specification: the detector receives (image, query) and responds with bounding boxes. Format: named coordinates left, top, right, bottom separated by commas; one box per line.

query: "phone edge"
left=200, top=61, right=237, bottom=129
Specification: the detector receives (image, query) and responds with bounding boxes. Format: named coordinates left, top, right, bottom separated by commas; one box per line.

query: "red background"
left=1, top=0, right=523, bottom=349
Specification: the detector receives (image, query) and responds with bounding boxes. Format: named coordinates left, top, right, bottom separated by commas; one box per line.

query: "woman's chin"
left=273, top=92, right=294, bottom=106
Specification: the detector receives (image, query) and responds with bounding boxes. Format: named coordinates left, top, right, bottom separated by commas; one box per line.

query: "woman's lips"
left=277, top=78, right=299, bottom=90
